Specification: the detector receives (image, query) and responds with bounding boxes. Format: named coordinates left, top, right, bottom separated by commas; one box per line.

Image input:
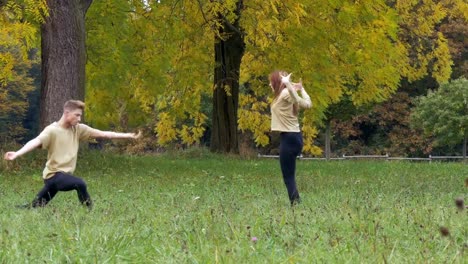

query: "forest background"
left=1, top=0, right=467, bottom=158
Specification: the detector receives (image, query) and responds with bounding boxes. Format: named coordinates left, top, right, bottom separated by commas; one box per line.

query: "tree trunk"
left=40, top=0, right=93, bottom=128
left=210, top=1, right=245, bottom=154
left=325, top=120, right=331, bottom=160
left=463, top=134, right=467, bottom=162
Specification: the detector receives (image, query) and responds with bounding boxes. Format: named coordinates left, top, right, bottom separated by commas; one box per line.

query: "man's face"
left=65, top=109, right=83, bottom=126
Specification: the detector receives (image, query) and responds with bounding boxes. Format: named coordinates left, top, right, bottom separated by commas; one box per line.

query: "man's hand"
left=4, top=152, right=17, bottom=161
left=131, top=130, right=143, bottom=139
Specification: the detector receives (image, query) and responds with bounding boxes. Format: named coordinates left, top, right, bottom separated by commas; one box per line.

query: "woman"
left=270, top=70, right=312, bottom=205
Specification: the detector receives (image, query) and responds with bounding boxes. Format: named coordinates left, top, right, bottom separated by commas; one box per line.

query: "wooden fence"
left=257, top=153, right=467, bottom=162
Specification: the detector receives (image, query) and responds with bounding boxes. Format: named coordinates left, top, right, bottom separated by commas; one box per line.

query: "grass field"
left=0, top=149, right=466, bottom=263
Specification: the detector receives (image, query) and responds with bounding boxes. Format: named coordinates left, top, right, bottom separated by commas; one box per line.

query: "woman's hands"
left=293, top=79, right=303, bottom=91
left=279, top=72, right=311, bottom=108
left=280, top=73, right=292, bottom=85
left=281, top=73, right=303, bottom=91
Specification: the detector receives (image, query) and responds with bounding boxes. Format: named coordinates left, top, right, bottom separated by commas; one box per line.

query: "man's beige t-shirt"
left=37, top=122, right=93, bottom=179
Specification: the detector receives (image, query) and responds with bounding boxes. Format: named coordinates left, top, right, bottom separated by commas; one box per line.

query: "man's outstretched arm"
left=89, top=129, right=142, bottom=140
left=4, top=138, right=42, bottom=161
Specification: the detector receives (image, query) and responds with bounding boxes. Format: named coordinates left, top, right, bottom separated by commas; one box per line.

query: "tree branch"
left=196, top=0, right=209, bottom=24
left=82, top=0, right=93, bottom=13
left=222, top=16, right=243, bottom=36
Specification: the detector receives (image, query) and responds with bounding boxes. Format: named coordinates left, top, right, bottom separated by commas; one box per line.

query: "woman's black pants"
left=279, top=132, right=303, bottom=205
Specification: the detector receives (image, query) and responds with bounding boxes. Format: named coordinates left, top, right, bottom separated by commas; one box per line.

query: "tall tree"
left=85, top=0, right=213, bottom=148
left=0, top=46, right=36, bottom=143
left=239, top=0, right=408, bottom=155
left=327, top=0, right=467, bottom=158
left=0, top=0, right=45, bottom=142
left=322, top=96, right=363, bottom=159
left=440, top=17, right=468, bottom=79
left=210, top=0, right=245, bottom=153
left=332, top=92, right=435, bottom=156
left=40, top=0, right=93, bottom=128
left=80, top=0, right=466, bottom=156
left=412, top=78, right=468, bottom=158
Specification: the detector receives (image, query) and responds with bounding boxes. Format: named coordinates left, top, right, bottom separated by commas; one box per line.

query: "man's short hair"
left=64, top=100, right=85, bottom=111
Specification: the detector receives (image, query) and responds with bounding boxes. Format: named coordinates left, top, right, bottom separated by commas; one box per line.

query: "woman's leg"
left=279, top=132, right=303, bottom=205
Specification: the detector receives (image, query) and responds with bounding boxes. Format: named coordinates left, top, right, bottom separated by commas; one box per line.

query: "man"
left=3, top=100, right=141, bottom=209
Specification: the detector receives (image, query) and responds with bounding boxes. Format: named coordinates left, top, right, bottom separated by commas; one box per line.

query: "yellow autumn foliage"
left=3, top=0, right=461, bottom=154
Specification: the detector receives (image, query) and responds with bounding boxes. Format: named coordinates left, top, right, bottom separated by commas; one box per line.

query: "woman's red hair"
left=269, top=70, right=298, bottom=116
left=269, top=70, right=287, bottom=99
